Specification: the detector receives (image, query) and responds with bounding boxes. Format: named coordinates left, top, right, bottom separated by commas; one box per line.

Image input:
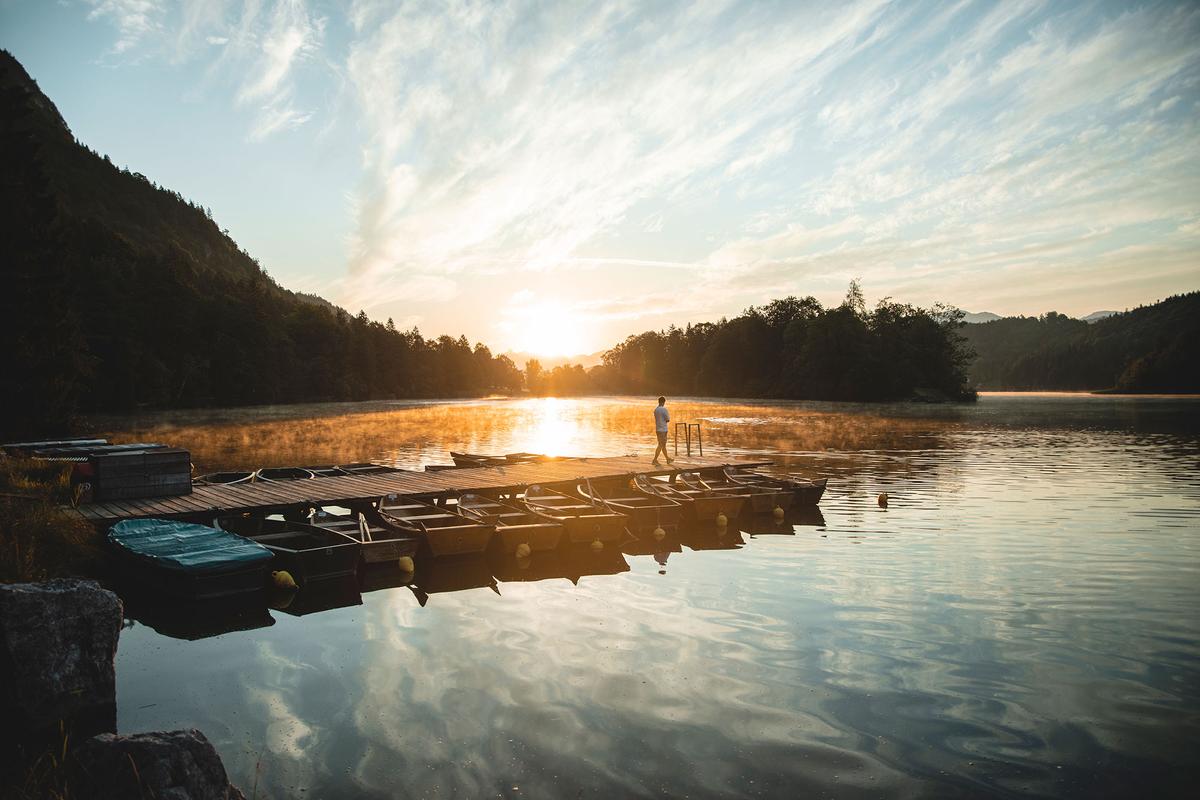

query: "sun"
left=508, top=300, right=589, bottom=358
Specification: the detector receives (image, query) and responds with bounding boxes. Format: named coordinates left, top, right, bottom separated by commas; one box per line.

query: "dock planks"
left=72, top=454, right=770, bottom=526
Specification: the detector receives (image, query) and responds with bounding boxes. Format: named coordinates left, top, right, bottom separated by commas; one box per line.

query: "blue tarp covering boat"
left=108, top=518, right=274, bottom=600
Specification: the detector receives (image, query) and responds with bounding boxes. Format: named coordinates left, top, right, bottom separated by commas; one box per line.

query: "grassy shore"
left=0, top=456, right=104, bottom=583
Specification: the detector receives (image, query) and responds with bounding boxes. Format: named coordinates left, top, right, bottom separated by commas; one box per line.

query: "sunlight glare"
left=510, top=301, right=588, bottom=357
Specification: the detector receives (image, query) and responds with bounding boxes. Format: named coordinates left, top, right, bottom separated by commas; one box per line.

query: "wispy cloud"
left=85, top=0, right=165, bottom=55
left=69, top=0, right=1200, bottom=342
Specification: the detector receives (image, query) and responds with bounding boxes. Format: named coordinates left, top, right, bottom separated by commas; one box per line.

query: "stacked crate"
left=89, top=447, right=192, bottom=501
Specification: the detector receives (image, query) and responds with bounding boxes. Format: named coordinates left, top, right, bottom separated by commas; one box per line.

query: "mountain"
left=503, top=350, right=606, bottom=370
left=0, top=50, right=524, bottom=436
left=963, top=311, right=1002, bottom=324
left=1082, top=310, right=1118, bottom=323
left=960, top=294, right=1200, bottom=391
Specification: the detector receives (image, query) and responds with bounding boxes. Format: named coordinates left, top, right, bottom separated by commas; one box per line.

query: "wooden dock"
left=73, top=454, right=769, bottom=526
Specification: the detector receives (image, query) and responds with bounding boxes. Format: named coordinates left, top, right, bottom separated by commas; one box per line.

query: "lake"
left=98, top=394, right=1200, bottom=798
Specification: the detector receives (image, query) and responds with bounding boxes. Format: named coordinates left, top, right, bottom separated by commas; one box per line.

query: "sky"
left=2, top=0, right=1198, bottom=357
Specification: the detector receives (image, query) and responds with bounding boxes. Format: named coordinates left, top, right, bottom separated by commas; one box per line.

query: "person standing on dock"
left=652, top=396, right=673, bottom=467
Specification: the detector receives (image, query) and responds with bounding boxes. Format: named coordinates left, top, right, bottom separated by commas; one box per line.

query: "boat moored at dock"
left=216, top=516, right=361, bottom=585
left=634, top=474, right=746, bottom=523
left=376, top=495, right=496, bottom=557
left=107, top=518, right=275, bottom=600
left=457, top=493, right=564, bottom=554
left=309, top=507, right=420, bottom=564
left=679, top=471, right=792, bottom=514
left=522, top=484, right=628, bottom=548
left=574, top=476, right=682, bottom=534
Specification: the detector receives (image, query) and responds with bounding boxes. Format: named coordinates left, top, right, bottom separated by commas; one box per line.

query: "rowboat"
left=338, top=462, right=403, bottom=475
left=574, top=477, right=682, bottom=534
left=255, top=467, right=315, bottom=482
left=107, top=518, right=274, bottom=600
left=457, top=493, right=563, bottom=554
left=679, top=471, right=792, bottom=514
left=522, top=484, right=627, bottom=547
left=309, top=507, right=420, bottom=564
left=216, top=516, right=360, bottom=584
left=450, top=451, right=546, bottom=468
left=450, top=451, right=505, bottom=468
left=634, top=474, right=746, bottom=522
left=723, top=468, right=827, bottom=506
left=376, top=495, right=495, bottom=557
left=302, top=465, right=350, bottom=478
left=194, top=470, right=255, bottom=486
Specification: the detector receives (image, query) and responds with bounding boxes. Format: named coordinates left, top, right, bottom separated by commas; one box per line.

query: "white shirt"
left=654, top=405, right=670, bottom=432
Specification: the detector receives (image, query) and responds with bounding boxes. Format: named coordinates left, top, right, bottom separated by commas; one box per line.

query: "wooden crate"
left=90, top=448, right=192, bottom=501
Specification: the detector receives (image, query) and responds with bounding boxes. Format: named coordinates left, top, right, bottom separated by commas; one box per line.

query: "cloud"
left=85, top=0, right=165, bottom=55
left=73, top=0, right=1200, bottom=339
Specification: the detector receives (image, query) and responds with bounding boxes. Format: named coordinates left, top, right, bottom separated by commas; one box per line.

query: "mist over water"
left=105, top=395, right=1200, bottom=798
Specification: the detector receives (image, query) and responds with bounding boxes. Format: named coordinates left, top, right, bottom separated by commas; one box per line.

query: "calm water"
left=101, top=395, right=1200, bottom=799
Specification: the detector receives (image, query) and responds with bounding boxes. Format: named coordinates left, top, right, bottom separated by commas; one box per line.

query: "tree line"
left=526, top=284, right=978, bottom=402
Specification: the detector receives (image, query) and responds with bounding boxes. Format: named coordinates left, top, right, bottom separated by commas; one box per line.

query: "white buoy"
left=397, top=556, right=415, bottom=573
left=878, top=492, right=889, bottom=508
left=515, top=542, right=532, bottom=559
left=773, top=506, right=785, bottom=521
left=715, top=512, right=728, bottom=528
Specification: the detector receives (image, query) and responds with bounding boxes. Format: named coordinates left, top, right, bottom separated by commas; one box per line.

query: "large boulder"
left=0, top=578, right=122, bottom=743
left=72, top=729, right=246, bottom=800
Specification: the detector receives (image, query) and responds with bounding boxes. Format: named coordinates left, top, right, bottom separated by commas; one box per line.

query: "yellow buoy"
left=652, top=526, right=665, bottom=541
left=715, top=512, right=728, bottom=528
left=271, top=570, right=297, bottom=590
left=397, top=556, right=415, bottom=573
left=773, top=506, right=785, bottom=521
left=590, top=538, right=604, bottom=552
left=515, top=542, right=532, bottom=559
left=878, top=492, right=889, bottom=508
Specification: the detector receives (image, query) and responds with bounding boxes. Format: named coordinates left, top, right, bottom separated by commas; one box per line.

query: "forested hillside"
left=961, top=293, right=1200, bottom=391
left=0, top=51, right=521, bottom=437
left=586, top=286, right=977, bottom=402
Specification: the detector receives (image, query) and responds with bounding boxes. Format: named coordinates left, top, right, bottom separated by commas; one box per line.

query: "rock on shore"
left=73, top=729, right=247, bottom=800
left=0, top=578, right=121, bottom=741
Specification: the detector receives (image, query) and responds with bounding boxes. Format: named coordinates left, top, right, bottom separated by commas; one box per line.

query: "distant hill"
left=504, top=350, right=605, bottom=370
left=963, top=311, right=1002, bottom=324
left=0, top=50, right=523, bottom=436
left=960, top=294, right=1200, bottom=392
left=1082, top=310, right=1118, bottom=323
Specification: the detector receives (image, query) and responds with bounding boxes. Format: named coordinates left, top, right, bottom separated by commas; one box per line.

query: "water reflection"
left=108, top=395, right=1200, bottom=799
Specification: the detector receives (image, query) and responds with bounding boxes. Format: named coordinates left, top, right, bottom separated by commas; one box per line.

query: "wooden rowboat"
left=723, top=468, right=828, bottom=506
left=521, top=484, right=627, bottom=548
left=376, top=495, right=495, bottom=557
left=450, top=451, right=547, bottom=468
left=679, top=471, right=792, bottom=514
left=194, top=470, right=255, bottom=486
left=574, top=477, right=682, bottom=534
left=634, top=474, right=746, bottom=523
left=457, top=493, right=563, bottom=554
left=215, top=516, right=360, bottom=585
left=309, top=507, right=420, bottom=564
left=255, top=467, right=315, bottom=482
